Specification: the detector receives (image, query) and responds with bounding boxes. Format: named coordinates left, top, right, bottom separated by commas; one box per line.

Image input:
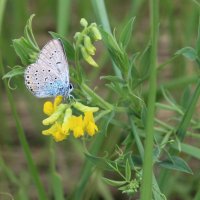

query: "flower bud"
left=80, top=18, right=88, bottom=27
left=91, top=26, right=102, bottom=41
left=42, top=104, right=67, bottom=125
left=72, top=101, right=99, bottom=113
left=74, top=32, right=81, bottom=39
left=84, top=35, right=96, bottom=55
left=80, top=45, right=98, bottom=67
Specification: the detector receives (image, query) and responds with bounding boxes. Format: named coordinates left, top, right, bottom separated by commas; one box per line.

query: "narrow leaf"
left=119, top=17, right=135, bottom=49
left=2, top=66, right=24, bottom=79
left=125, top=159, right=131, bottom=181
left=158, top=156, right=193, bottom=174
left=175, top=47, right=197, bottom=61
left=102, top=177, right=127, bottom=187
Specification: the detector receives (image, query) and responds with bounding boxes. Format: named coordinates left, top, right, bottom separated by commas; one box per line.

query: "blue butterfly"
left=24, top=39, right=73, bottom=98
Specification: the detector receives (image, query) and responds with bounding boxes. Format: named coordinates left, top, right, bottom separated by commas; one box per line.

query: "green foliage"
left=2, top=2, right=200, bottom=200
left=158, top=156, right=193, bottom=174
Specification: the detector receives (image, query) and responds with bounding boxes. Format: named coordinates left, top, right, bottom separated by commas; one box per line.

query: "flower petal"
left=43, top=101, right=54, bottom=116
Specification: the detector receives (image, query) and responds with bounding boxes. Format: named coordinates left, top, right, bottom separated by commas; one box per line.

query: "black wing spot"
left=48, top=70, right=51, bottom=72
left=45, top=77, right=48, bottom=81
left=27, top=76, right=29, bottom=78
left=54, top=51, right=57, bottom=53
left=56, top=62, right=61, bottom=65
left=43, top=69, right=45, bottom=72
left=36, top=70, right=38, bottom=72
left=27, top=81, right=30, bottom=84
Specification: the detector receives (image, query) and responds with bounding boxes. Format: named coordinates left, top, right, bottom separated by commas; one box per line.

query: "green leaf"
left=119, top=17, right=135, bottom=49
left=100, top=75, right=125, bottom=84
left=49, top=31, right=75, bottom=61
left=2, top=66, right=24, bottom=79
left=51, top=172, right=65, bottom=200
left=125, top=159, right=131, bottom=181
left=100, top=28, right=130, bottom=72
left=24, top=14, right=39, bottom=50
left=175, top=47, right=197, bottom=61
left=158, top=156, right=193, bottom=174
left=138, top=42, right=151, bottom=78
left=171, top=143, right=200, bottom=160
left=13, top=37, right=39, bottom=65
left=102, top=177, right=127, bottom=187
left=180, top=86, right=192, bottom=110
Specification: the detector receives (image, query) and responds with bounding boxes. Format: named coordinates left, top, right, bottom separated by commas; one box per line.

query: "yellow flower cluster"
left=42, top=96, right=99, bottom=142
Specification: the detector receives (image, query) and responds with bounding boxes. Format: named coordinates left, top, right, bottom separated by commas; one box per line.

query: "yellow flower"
left=61, top=108, right=72, bottom=134
left=42, top=122, right=69, bottom=142
left=42, top=96, right=99, bottom=141
left=43, top=96, right=63, bottom=116
left=83, top=112, right=98, bottom=136
left=68, top=115, right=84, bottom=138
left=54, top=96, right=63, bottom=109
left=43, top=101, right=54, bottom=116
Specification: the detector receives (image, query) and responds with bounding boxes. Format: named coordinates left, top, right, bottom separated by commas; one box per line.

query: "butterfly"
left=24, top=39, right=73, bottom=98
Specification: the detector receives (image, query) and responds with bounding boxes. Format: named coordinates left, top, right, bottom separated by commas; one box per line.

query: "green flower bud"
left=91, top=26, right=102, bottom=41
left=72, top=102, right=99, bottom=113
left=80, top=18, right=88, bottom=27
left=84, top=35, right=96, bottom=55
left=80, top=45, right=98, bottom=67
left=74, top=32, right=81, bottom=39
left=29, top=52, right=39, bottom=63
left=42, top=104, right=67, bottom=125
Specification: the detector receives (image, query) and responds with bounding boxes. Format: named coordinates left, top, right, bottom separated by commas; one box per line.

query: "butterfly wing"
left=24, top=63, right=68, bottom=98
left=24, top=39, right=70, bottom=98
left=37, top=39, right=69, bottom=84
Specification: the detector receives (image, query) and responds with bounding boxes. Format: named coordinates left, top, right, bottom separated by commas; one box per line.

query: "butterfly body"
left=24, top=39, right=73, bottom=98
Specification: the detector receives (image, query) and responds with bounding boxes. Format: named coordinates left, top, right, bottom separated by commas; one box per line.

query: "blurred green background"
left=0, top=0, right=200, bottom=200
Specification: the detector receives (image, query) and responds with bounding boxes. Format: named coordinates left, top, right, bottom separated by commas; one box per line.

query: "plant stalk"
left=140, top=0, right=158, bottom=199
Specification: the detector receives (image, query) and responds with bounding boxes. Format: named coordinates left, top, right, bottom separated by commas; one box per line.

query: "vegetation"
left=1, top=1, right=200, bottom=200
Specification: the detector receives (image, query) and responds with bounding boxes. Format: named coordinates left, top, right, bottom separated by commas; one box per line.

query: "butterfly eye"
left=69, top=83, right=73, bottom=90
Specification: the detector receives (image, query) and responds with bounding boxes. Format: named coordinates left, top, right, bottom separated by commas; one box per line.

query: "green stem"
left=81, top=83, right=113, bottom=110
left=129, top=117, right=163, bottom=200
left=49, top=139, right=65, bottom=200
left=0, top=0, right=6, bottom=34
left=157, top=55, right=179, bottom=71
left=0, top=61, right=47, bottom=200
left=177, top=79, right=200, bottom=141
left=57, top=0, right=71, bottom=36
left=140, top=0, right=158, bottom=200
left=72, top=120, right=107, bottom=200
